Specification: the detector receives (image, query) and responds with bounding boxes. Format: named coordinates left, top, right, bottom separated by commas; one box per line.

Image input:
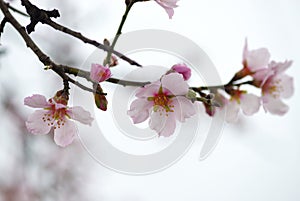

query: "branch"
left=104, top=1, right=134, bottom=65
left=60, top=65, right=150, bottom=87
left=10, top=1, right=142, bottom=67
left=46, top=20, right=142, bottom=67
left=7, top=4, right=28, bottom=17
left=0, top=1, right=105, bottom=95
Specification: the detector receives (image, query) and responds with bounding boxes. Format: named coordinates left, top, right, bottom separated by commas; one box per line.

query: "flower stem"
left=104, top=2, right=135, bottom=65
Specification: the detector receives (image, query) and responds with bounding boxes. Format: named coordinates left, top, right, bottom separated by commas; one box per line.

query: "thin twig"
left=0, top=1, right=105, bottom=95
left=105, top=1, right=134, bottom=65
left=60, top=65, right=150, bottom=87
left=8, top=4, right=29, bottom=17
left=8, top=1, right=142, bottom=67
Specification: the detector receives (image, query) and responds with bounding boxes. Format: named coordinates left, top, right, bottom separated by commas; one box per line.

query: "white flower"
left=24, top=94, right=93, bottom=147
left=225, top=92, right=261, bottom=123
left=261, top=61, right=294, bottom=115
left=127, top=73, right=196, bottom=137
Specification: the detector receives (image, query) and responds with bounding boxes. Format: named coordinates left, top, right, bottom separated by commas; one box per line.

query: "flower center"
left=154, top=93, right=169, bottom=107
left=266, top=79, right=282, bottom=98
left=148, top=86, right=175, bottom=113
left=42, top=104, right=68, bottom=129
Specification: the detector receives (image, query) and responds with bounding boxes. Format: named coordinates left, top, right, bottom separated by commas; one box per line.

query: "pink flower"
left=261, top=61, right=294, bottom=115
left=225, top=92, right=261, bottom=123
left=127, top=73, right=196, bottom=137
left=243, top=39, right=270, bottom=73
left=24, top=94, right=93, bottom=147
left=90, top=63, right=111, bottom=82
left=155, top=0, right=179, bottom=19
left=171, top=63, right=191, bottom=80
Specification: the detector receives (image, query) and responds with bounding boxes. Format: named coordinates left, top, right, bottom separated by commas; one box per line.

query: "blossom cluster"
left=21, top=0, right=294, bottom=146
left=213, top=40, right=294, bottom=123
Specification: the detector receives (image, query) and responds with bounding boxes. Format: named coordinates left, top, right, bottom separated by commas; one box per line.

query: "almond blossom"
left=225, top=91, right=261, bottom=123
left=242, top=39, right=270, bottom=73
left=24, top=94, right=93, bottom=147
left=90, top=63, right=111, bottom=83
left=155, top=0, right=179, bottom=19
left=170, top=63, right=191, bottom=80
left=261, top=61, right=294, bottom=115
left=127, top=73, right=196, bottom=137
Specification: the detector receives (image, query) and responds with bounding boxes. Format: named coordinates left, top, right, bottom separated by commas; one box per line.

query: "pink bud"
left=90, top=63, right=111, bottom=82
left=171, top=63, right=191, bottom=80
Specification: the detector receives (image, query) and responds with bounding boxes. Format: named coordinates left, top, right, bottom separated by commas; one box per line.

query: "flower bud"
left=90, top=63, right=111, bottom=83
left=94, top=84, right=108, bottom=111
left=171, top=63, right=191, bottom=80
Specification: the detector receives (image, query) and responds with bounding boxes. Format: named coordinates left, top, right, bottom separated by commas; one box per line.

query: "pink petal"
left=162, top=7, right=174, bottom=19
left=149, top=110, right=176, bottom=137
left=225, top=100, right=240, bottom=123
left=171, top=63, right=192, bottom=80
left=135, top=83, right=160, bottom=98
left=53, top=120, right=77, bottom=147
left=242, top=38, right=249, bottom=63
left=279, top=74, right=294, bottom=99
left=127, top=99, right=153, bottom=124
left=161, top=73, right=189, bottom=96
left=252, top=68, right=273, bottom=83
left=240, top=93, right=261, bottom=115
left=172, top=96, right=196, bottom=122
left=243, top=40, right=270, bottom=72
left=90, top=63, right=111, bottom=82
left=269, top=60, right=292, bottom=75
left=24, top=94, right=50, bottom=108
left=67, top=106, right=94, bottom=125
left=53, top=101, right=68, bottom=110
left=155, top=0, right=178, bottom=19
left=25, top=110, right=52, bottom=135
left=263, top=97, right=289, bottom=115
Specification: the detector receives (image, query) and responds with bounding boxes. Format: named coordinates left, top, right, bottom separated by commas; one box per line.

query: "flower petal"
left=270, top=60, right=292, bottom=75
left=24, top=94, right=50, bottom=108
left=225, top=100, right=240, bottom=123
left=90, top=63, right=111, bottom=82
left=172, top=96, right=196, bottom=122
left=135, top=83, right=160, bottom=98
left=149, top=110, right=176, bottom=137
left=263, top=96, right=289, bottom=115
left=171, top=63, right=192, bottom=81
left=244, top=44, right=270, bottom=71
left=240, top=93, right=261, bottom=115
left=279, top=74, right=294, bottom=99
left=161, top=73, right=189, bottom=95
left=25, top=110, right=52, bottom=135
left=67, top=106, right=94, bottom=125
left=252, top=68, right=273, bottom=83
left=155, top=0, right=178, bottom=19
left=127, top=99, right=153, bottom=124
left=53, top=120, right=77, bottom=147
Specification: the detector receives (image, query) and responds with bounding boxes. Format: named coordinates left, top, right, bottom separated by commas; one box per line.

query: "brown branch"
left=0, top=1, right=105, bottom=95
left=11, top=0, right=142, bottom=67
left=0, top=16, right=7, bottom=35
left=59, top=65, right=150, bottom=87
left=8, top=4, right=28, bottom=17
left=46, top=20, right=142, bottom=67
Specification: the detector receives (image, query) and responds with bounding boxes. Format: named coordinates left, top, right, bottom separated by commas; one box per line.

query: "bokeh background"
left=0, top=0, right=299, bottom=200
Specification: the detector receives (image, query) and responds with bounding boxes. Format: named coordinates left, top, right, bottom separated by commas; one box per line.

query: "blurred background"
left=0, top=0, right=299, bottom=200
